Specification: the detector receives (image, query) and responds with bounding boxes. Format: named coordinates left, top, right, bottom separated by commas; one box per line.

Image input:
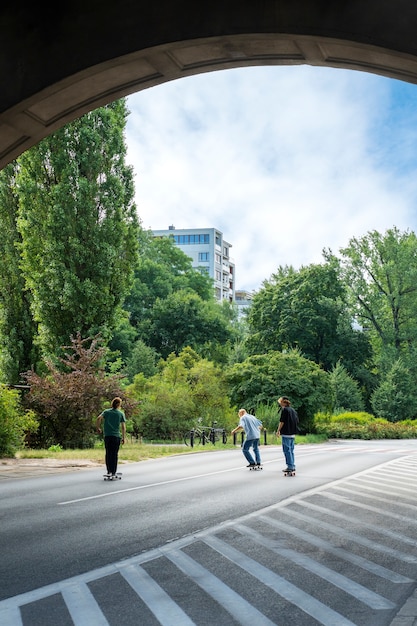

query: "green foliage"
left=0, top=163, right=39, bottom=382
left=371, top=359, right=417, bottom=421
left=251, top=403, right=280, bottom=431
left=226, top=348, right=332, bottom=431
left=329, top=362, right=365, bottom=413
left=123, top=339, right=159, bottom=381
left=0, top=385, right=38, bottom=456
left=126, top=231, right=214, bottom=328
left=146, top=291, right=233, bottom=360
left=247, top=261, right=371, bottom=374
left=16, top=100, right=139, bottom=355
left=118, top=231, right=234, bottom=367
left=126, top=348, right=234, bottom=439
left=22, top=333, right=137, bottom=447
left=314, top=410, right=417, bottom=439
left=339, top=227, right=417, bottom=367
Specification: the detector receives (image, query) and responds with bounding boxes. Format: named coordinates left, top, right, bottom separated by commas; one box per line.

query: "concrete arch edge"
left=1, top=33, right=417, bottom=170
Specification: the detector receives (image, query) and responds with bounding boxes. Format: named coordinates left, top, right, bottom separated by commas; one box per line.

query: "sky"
left=125, top=65, right=417, bottom=293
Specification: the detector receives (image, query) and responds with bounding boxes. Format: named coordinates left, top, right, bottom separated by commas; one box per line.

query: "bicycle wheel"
left=183, top=430, right=201, bottom=446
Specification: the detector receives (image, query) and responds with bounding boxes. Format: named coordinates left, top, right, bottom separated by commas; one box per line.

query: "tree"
left=16, top=99, right=139, bottom=356
left=329, top=362, right=365, bottom=413
left=22, top=334, right=137, bottom=447
left=127, top=348, right=234, bottom=439
left=124, top=339, right=159, bottom=381
left=226, top=349, right=332, bottom=431
left=371, top=359, right=417, bottom=421
left=338, top=227, right=417, bottom=370
left=125, top=231, right=214, bottom=331
left=247, top=261, right=371, bottom=373
left=147, top=291, right=234, bottom=360
left=0, top=163, right=38, bottom=382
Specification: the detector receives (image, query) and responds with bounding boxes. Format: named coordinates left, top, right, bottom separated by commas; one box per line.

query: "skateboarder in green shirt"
left=96, top=397, right=126, bottom=479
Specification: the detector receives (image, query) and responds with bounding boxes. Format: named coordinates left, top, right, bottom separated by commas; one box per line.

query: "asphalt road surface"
left=1, top=440, right=417, bottom=625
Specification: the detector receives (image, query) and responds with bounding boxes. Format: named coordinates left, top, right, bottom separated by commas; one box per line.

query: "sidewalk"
left=0, top=457, right=101, bottom=480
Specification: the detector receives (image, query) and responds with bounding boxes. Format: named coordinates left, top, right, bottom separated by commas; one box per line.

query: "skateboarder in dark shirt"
left=276, top=396, right=299, bottom=473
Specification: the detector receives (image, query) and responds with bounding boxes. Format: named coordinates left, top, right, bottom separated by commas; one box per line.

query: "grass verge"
left=13, top=434, right=326, bottom=464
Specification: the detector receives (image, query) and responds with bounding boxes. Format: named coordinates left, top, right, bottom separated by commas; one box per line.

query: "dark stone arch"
left=1, top=1, right=417, bottom=168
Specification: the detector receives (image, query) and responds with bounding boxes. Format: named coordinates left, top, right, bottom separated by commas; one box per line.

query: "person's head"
left=112, top=397, right=122, bottom=409
left=278, top=396, right=291, bottom=407
left=238, top=408, right=247, bottom=417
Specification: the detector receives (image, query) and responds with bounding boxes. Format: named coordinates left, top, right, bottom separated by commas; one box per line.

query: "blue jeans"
left=242, top=438, right=261, bottom=465
left=281, top=436, right=295, bottom=470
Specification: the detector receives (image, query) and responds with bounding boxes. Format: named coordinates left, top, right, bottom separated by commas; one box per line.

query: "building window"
left=215, top=253, right=221, bottom=264
left=198, top=252, right=209, bottom=262
left=173, top=234, right=209, bottom=244
left=215, top=270, right=221, bottom=281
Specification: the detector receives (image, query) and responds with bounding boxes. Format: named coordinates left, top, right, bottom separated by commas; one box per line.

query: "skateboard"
left=103, top=473, right=122, bottom=481
left=283, top=469, right=296, bottom=476
left=248, top=464, right=263, bottom=471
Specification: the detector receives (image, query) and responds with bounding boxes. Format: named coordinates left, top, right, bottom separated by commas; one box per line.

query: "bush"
left=313, top=410, right=417, bottom=439
left=22, top=334, right=137, bottom=447
left=252, top=403, right=280, bottom=431
left=0, top=385, right=38, bottom=456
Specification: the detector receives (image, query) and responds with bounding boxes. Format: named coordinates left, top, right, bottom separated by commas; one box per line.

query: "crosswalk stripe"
left=234, top=523, right=395, bottom=609
left=0, top=605, right=23, bottom=626
left=165, top=548, right=277, bottom=626
left=278, top=504, right=417, bottom=563
left=202, top=535, right=358, bottom=626
left=61, top=582, right=109, bottom=626
left=320, top=491, right=417, bottom=534
left=333, top=484, right=417, bottom=513
left=121, top=563, right=195, bottom=626
left=297, top=499, right=417, bottom=546
left=258, top=514, right=412, bottom=583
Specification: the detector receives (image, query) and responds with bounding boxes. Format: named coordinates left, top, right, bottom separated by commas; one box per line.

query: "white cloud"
left=126, top=65, right=417, bottom=291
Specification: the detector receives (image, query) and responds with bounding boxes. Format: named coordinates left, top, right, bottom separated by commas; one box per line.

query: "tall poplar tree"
left=16, top=99, right=139, bottom=355
left=0, top=163, right=38, bottom=382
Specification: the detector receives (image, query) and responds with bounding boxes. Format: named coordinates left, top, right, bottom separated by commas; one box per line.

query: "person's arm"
left=276, top=420, right=284, bottom=437
left=231, top=425, right=244, bottom=435
left=96, top=413, right=103, bottom=434
left=121, top=420, right=126, bottom=444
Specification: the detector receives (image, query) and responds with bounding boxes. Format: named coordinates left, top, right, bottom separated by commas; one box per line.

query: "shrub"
left=313, top=410, right=417, bottom=439
left=22, top=333, right=137, bottom=447
left=0, top=385, right=38, bottom=456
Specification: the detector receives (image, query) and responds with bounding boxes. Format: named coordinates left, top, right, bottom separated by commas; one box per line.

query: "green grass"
left=13, top=433, right=327, bottom=463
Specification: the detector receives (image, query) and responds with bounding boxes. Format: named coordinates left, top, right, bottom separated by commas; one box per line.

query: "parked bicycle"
left=183, top=422, right=227, bottom=447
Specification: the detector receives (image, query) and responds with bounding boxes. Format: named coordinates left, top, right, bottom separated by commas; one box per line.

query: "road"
left=1, top=440, right=417, bottom=625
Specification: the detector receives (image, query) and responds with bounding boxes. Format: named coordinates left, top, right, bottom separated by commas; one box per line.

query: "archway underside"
left=2, top=33, right=417, bottom=170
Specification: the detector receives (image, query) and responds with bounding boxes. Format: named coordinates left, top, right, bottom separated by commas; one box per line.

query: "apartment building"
left=152, top=225, right=235, bottom=302
left=234, top=289, right=254, bottom=318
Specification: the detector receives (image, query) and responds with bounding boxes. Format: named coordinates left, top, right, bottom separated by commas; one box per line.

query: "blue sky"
left=125, top=65, right=417, bottom=292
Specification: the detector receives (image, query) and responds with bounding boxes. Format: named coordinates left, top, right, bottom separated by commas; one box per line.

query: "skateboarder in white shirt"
left=231, top=408, right=263, bottom=468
